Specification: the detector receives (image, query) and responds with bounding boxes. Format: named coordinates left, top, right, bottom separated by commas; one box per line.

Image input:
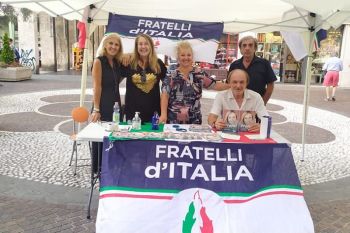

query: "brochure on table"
left=107, top=123, right=274, bottom=143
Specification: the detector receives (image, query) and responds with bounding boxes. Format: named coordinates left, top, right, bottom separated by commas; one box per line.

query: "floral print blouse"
left=161, top=68, right=216, bottom=124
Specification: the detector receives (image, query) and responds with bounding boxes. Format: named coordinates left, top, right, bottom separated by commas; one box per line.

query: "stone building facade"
left=16, top=11, right=105, bottom=74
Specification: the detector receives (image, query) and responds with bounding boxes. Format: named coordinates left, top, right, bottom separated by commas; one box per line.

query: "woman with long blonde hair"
left=91, top=32, right=124, bottom=122
left=91, top=32, right=124, bottom=173
left=124, top=34, right=167, bottom=123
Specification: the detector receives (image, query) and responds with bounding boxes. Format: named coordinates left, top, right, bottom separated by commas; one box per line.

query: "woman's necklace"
left=178, top=67, right=192, bottom=81
left=107, top=57, right=119, bottom=98
left=138, top=60, right=148, bottom=83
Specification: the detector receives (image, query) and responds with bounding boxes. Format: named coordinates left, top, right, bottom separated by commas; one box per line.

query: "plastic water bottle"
left=132, top=112, right=141, bottom=130
left=151, top=111, right=159, bottom=130
left=112, top=102, right=120, bottom=130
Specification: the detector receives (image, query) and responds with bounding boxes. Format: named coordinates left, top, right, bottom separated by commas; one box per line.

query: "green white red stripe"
left=100, top=185, right=303, bottom=203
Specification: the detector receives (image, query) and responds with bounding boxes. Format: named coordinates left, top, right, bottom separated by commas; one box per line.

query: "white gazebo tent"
left=3, top=0, right=350, bottom=158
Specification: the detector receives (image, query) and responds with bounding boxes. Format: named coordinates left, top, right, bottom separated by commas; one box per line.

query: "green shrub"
left=0, top=33, right=14, bottom=64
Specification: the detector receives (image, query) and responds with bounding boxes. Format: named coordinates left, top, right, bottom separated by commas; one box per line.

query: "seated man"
left=208, top=69, right=268, bottom=132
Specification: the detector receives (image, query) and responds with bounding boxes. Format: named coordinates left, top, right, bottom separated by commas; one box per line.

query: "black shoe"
left=331, top=97, right=336, bottom=101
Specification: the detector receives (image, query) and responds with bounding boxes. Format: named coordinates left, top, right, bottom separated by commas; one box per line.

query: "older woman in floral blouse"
left=160, top=41, right=229, bottom=124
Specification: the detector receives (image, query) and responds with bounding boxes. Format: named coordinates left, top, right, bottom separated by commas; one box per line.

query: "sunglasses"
left=141, top=70, right=146, bottom=83
left=173, top=124, right=187, bottom=132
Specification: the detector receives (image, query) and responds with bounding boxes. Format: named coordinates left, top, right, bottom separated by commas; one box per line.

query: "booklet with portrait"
left=221, top=109, right=258, bottom=133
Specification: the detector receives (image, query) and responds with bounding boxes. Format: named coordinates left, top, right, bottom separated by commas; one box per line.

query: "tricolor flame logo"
left=182, top=190, right=214, bottom=233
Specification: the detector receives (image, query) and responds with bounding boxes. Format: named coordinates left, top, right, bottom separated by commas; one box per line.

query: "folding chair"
left=69, top=106, right=90, bottom=175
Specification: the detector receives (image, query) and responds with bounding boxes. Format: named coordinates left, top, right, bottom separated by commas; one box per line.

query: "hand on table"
left=90, top=112, right=101, bottom=123
left=158, top=115, right=167, bottom=124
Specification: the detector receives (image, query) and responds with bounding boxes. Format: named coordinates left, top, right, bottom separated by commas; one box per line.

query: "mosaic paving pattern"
left=268, top=98, right=350, bottom=185
left=1, top=89, right=349, bottom=187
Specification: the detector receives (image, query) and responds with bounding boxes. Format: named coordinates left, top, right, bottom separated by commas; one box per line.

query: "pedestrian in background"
left=322, top=53, right=343, bottom=101
left=9, top=38, right=20, bottom=63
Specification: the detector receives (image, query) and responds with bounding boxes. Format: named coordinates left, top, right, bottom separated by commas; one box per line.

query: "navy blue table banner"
left=96, top=139, right=314, bottom=233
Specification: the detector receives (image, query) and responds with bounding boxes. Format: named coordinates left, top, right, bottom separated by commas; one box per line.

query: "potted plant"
left=0, top=32, right=32, bottom=81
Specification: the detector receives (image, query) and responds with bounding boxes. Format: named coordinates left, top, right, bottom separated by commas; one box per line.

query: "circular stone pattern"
left=40, top=94, right=93, bottom=103
left=268, top=111, right=287, bottom=124
left=273, top=122, right=335, bottom=144
left=267, top=103, right=284, bottom=111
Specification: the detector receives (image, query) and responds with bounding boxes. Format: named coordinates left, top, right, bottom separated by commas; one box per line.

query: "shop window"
left=256, top=32, right=283, bottom=80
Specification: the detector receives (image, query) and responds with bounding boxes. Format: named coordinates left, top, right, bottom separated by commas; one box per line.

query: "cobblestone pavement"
left=0, top=195, right=96, bottom=233
left=309, top=199, right=350, bottom=233
left=1, top=72, right=350, bottom=232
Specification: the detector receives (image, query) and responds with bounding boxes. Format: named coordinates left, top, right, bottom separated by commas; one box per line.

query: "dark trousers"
left=91, top=142, right=102, bottom=174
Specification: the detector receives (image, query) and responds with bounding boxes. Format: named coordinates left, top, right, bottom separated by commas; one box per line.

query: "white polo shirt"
left=210, top=89, right=268, bottom=119
left=322, top=57, right=343, bottom=72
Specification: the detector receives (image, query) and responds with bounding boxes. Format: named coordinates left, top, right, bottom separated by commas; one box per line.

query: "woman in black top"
left=90, top=33, right=124, bottom=173
left=91, top=33, right=124, bottom=122
left=123, top=34, right=167, bottom=123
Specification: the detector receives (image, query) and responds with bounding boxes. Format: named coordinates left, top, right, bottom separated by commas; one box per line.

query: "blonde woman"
left=239, top=111, right=256, bottom=132
left=161, top=41, right=229, bottom=124
left=91, top=33, right=124, bottom=123
left=242, top=111, right=256, bottom=126
left=123, top=34, right=167, bottom=123
left=224, top=111, right=238, bottom=128
left=91, top=33, right=124, bottom=173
